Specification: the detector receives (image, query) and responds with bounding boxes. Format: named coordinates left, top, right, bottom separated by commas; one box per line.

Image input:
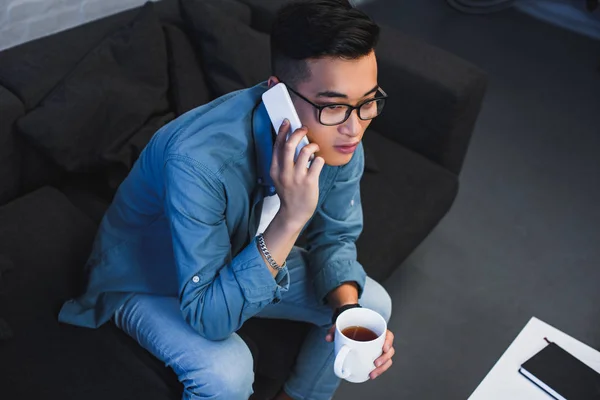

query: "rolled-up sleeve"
left=164, top=155, right=289, bottom=341
left=304, top=144, right=367, bottom=305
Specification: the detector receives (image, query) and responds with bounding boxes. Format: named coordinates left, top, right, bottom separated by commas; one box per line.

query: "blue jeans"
left=114, top=247, right=392, bottom=400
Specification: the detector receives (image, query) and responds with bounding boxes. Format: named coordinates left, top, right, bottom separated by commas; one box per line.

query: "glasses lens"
left=320, top=105, right=352, bottom=125
left=359, top=98, right=385, bottom=120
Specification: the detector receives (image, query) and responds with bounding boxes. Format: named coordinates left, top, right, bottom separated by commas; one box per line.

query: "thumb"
left=325, top=324, right=336, bottom=342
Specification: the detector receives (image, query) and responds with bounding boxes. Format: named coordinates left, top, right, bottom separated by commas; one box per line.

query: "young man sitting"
left=60, top=1, right=396, bottom=399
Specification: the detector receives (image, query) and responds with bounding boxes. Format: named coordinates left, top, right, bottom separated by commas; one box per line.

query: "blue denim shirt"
left=59, top=82, right=367, bottom=340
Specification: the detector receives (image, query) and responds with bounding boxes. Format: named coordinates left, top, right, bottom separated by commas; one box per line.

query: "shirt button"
left=192, top=276, right=200, bottom=283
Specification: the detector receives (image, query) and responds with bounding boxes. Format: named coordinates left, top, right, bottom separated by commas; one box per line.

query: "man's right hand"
left=270, top=119, right=325, bottom=229
left=257, top=119, right=324, bottom=278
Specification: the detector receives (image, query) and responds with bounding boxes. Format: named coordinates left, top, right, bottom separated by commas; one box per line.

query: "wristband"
left=332, top=303, right=362, bottom=325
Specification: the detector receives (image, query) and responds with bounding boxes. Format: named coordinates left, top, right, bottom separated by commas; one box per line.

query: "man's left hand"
left=325, top=326, right=395, bottom=380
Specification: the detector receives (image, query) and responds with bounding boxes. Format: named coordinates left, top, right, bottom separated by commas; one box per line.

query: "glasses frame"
left=284, top=84, right=388, bottom=126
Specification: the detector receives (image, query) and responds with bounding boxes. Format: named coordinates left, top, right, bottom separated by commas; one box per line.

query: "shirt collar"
left=252, top=99, right=277, bottom=197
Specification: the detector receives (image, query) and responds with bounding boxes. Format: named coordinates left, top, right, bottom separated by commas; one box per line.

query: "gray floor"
left=335, top=1, right=600, bottom=399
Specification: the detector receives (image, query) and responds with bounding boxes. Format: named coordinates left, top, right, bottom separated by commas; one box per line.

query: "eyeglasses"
left=284, top=84, right=388, bottom=126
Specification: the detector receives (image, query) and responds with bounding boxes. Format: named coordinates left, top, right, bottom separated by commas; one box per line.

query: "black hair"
left=271, top=0, right=380, bottom=86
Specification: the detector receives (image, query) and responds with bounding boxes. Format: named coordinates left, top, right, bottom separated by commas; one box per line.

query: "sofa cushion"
left=18, top=144, right=65, bottom=197
left=238, top=0, right=289, bottom=33
left=103, top=112, right=176, bottom=191
left=0, top=86, right=24, bottom=205
left=0, top=317, right=13, bottom=341
left=59, top=184, right=111, bottom=226
left=358, top=130, right=459, bottom=281
left=182, top=0, right=271, bottom=97
left=0, top=187, right=179, bottom=399
left=0, top=9, right=142, bottom=111
left=163, top=24, right=211, bottom=116
left=0, top=254, right=14, bottom=341
left=203, top=0, right=254, bottom=25
left=16, top=3, right=169, bottom=173
left=0, top=187, right=97, bottom=310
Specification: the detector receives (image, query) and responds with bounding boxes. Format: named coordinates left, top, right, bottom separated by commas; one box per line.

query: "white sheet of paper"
left=468, top=317, right=600, bottom=400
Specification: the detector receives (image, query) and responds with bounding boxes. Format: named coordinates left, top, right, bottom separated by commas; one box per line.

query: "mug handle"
left=334, top=345, right=352, bottom=379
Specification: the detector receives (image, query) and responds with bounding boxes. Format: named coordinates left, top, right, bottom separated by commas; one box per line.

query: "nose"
left=339, top=109, right=361, bottom=137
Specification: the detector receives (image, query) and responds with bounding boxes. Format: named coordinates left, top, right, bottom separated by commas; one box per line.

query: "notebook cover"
left=519, top=342, right=600, bottom=400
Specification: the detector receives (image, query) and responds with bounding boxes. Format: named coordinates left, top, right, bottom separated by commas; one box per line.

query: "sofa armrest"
left=0, top=86, right=24, bottom=204
left=370, top=25, right=488, bottom=175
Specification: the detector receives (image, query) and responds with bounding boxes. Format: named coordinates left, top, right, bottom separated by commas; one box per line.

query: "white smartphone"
left=261, top=83, right=311, bottom=166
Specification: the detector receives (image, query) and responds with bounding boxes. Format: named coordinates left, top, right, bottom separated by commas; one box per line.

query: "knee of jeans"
left=361, top=283, right=393, bottom=324
left=374, top=291, right=392, bottom=324
left=183, top=339, right=254, bottom=400
left=379, top=290, right=393, bottom=323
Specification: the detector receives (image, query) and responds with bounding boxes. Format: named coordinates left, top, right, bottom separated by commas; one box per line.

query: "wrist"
left=327, top=282, right=359, bottom=309
left=273, top=208, right=306, bottom=234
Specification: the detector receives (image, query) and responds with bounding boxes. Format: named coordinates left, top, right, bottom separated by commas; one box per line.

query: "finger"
left=384, top=330, right=394, bottom=352
left=325, top=324, right=336, bottom=342
left=370, top=359, right=393, bottom=380
left=272, top=119, right=291, bottom=160
left=295, top=143, right=320, bottom=171
left=307, top=156, right=325, bottom=179
left=375, top=346, right=395, bottom=368
left=281, top=126, right=309, bottom=167
left=286, top=125, right=310, bottom=148
left=276, top=119, right=291, bottom=145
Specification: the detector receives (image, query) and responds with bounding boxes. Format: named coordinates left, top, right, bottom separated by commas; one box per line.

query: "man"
left=59, top=1, right=395, bottom=399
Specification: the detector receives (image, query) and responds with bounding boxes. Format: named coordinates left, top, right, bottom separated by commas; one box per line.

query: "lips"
left=334, top=142, right=359, bottom=154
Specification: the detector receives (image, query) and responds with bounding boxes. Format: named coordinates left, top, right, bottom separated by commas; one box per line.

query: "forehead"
left=299, top=52, right=378, bottom=99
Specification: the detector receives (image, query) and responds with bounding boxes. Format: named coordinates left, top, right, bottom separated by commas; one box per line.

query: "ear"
left=267, top=76, right=281, bottom=88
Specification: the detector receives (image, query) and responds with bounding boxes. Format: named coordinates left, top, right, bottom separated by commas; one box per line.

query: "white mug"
left=334, top=307, right=387, bottom=383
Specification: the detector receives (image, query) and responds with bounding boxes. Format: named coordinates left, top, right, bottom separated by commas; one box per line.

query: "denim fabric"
left=59, top=81, right=367, bottom=341
left=114, top=246, right=392, bottom=400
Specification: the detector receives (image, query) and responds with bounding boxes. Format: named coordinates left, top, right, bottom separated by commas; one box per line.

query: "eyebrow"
left=315, top=84, right=379, bottom=99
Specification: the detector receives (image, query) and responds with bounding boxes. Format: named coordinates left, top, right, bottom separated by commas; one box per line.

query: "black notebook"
left=519, top=341, right=600, bottom=400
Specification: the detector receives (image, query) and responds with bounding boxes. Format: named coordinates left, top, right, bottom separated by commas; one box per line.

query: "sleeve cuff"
left=272, top=266, right=290, bottom=303
left=231, top=238, right=290, bottom=305
left=313, top=260, right=367, bottom=305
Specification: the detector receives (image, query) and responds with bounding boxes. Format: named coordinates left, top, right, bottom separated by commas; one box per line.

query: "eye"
left=362, top=100, right=376, bottom=108
left=325, top=105, right=346, bottom=111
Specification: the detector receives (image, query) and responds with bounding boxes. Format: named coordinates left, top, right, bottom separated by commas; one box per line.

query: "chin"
left=323, top=153, right=354, bottom=167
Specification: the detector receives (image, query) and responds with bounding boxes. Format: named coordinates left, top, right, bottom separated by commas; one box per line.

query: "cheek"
left=295, top=103, right=318, bottom=127
left=306, top=128, right=330, bottom=148
left=360, top=119, right=372, bottom=134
